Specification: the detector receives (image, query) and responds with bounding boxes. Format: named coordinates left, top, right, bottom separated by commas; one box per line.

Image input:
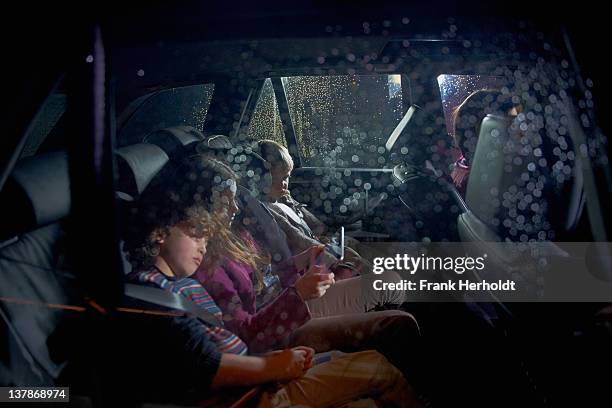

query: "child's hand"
left=291, top=346, right=315, bottom=370
left=292, top=245, right=325, bottom=272
left=265, top=348, right=309, bottom=381
left=294, top=264, right=335, bottom=300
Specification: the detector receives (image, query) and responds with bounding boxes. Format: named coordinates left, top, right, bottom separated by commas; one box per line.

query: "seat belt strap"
left=124, top=283, right=222, bottom=327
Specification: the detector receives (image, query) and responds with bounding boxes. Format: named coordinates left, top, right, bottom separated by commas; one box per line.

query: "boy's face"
left=268, top=164, right=292, bottom=201
left=157, top=224, right=207, bottom=278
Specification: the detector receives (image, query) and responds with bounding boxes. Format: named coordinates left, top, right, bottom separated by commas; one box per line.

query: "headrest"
left=206, top=135, right=233, bottom=150
left=465, top=114, right=581, bottom=240
left=115, top=143, right=169, bottom=199
left=236, top=149, right=271, bottom=198
left=195, top=134, right=233, bottom=156
left=0, top=151, right=70, bottom=240
left=465, top=114, right=514, bottom=228
left=195, top=140, right=269, bottom=195
left=143, top=126, right=204, bottom=158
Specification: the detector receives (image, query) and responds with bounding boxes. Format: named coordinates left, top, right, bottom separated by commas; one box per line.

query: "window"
left=247, top=78, right=285, bottom=146
left=19, top=93, right=66, bottom=159
left=118, top=84, right=214, bottom=146
left=282, top=75, right=405, bottom=168
left=437, top=74, right=505, bottom=137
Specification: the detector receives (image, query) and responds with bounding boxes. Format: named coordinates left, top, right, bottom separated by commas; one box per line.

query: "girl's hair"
left=450, top=89, right=516, bottom=153
left=167, top=154, right=239, bottom=215
left=158, top=154, right=269, bottom=290
left=257, top=139, right=294, bottom=173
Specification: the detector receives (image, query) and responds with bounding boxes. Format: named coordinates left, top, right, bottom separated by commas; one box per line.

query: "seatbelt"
left=237, top=185, right=292, bottom=261
left=124, top=284, right=259, bottom=408
left=274, top=202, right=316, bottom=238
left=124, top=283, right=222, bottom=327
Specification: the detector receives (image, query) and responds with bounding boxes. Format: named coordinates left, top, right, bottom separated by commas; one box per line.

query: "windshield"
left=283, top=74, right=405, bottom=168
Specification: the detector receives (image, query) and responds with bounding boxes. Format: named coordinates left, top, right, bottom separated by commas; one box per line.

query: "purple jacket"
left=195, top=242, right=311, bottom=353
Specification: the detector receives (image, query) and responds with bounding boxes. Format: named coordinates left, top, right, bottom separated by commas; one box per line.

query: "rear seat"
left=115, top=143, right=169, bottom=201
left=0, top=144, right=185, bottom=387
left=0, top=152, right=79, bottom=385
left=115, top=143, right=170, bottom=274
left=143, top=125, right=203, bottom=159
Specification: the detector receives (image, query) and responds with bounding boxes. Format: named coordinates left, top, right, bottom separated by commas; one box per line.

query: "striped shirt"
left=128, top=268, right=248, bottom=355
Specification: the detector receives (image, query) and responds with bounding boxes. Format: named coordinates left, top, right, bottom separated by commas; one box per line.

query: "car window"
left=282, top=74, right=405, bottom=168
left=118, top=84, right=214, bottom=146
left=437, top=74, right=506, bottom=137
left=247, top=78, right=286, bottom=146
left=19, top=93, right=66, bottom=159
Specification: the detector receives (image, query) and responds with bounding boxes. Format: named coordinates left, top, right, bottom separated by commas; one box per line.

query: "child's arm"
left=202, top=263, right=311, bottom=353
left=211, top=348, right=309, bottom=388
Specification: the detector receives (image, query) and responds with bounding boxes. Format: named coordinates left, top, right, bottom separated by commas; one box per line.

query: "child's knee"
left=352, top=350, right=392, bottom=367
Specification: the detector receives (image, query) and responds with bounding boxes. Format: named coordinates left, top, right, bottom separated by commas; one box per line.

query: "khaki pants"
left=257, top=350, right=421, bottom=408
left=306, top=271, right=406, bottom=317
left=286, top=310, right=419, bottom=385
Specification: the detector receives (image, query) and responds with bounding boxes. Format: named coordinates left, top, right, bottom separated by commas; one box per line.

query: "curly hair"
left=123, top=197, right=214, bottom=271
left=122, top=155, right=234, bottom=271
left=126, top=154, right=269, bottom=289
left=184, top=155, right=271, bottom=291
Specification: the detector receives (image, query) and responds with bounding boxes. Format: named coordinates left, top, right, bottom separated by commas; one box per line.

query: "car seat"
left=0, top=152, right=79, bottom=385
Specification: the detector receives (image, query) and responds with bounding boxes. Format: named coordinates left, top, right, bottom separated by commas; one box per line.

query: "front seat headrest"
left=205, top=134, right=233, bottom=150
left=195, top=135, right=233, bottom=158
left=0, top=151, right=70, bottom=241
left=143, top=125, right=204, bottom=159
left=465, top=114, right=516, bottom=230
left=465, top=113, right=581, bottom=241
left=115, top=143, right=169, bottom=200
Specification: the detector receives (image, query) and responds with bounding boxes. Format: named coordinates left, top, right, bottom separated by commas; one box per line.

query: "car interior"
left=1, top=2, right=611, bottom=407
